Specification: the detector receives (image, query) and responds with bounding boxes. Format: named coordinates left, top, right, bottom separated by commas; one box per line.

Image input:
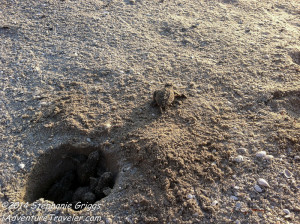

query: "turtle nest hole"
left=24, top=144, right=119, bottom=211
left=289, top=50, right=300, bottom=65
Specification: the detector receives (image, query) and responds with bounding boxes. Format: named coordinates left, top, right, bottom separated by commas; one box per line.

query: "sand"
left=0, top=0, right=299, bottom=223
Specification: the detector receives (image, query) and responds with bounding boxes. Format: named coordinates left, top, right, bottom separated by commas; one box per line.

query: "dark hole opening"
left=290, top=51, right=300, bottom=65
left=24, top=144, right=118, bottom=211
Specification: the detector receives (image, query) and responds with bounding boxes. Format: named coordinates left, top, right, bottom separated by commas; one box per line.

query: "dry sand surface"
left=0, top=0, right=299, bottom=223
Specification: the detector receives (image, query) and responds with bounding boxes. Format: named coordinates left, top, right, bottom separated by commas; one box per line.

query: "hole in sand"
left=24, top=144, right=119, bottom=211
left=289, top=51, right=300, bottom=65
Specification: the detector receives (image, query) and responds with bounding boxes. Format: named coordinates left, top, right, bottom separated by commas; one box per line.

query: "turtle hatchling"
left=151, top=83, right=186, bottom=113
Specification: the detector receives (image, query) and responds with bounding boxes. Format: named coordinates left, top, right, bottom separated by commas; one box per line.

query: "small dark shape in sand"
left=72, top=186, right=91, bottom=202
left=46, top=170, right=76, bottom=203
left=77, top=150, right=100, bottom=185
left=82, top=192, right=96, bottom=204
left=95, top=172, right=114, bottom=197
left=0, top=26, right=10, bottom=30
left=151, top=83, right=187, bottom=113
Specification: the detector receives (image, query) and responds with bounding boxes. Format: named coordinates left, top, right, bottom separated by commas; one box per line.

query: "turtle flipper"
left=174, top=90, right=187, bottom=99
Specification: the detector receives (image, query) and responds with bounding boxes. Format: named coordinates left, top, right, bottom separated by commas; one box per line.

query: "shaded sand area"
left=0, top=0, right=299, bottom=223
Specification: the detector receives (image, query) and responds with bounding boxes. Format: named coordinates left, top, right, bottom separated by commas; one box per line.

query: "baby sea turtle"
left=77, top=150, right=100, bottom=185
left=151, top=83, right=186, bottom=113
left=94, top=172, right=114, bottom=197
left=46, top=170, right=76, bottom=203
